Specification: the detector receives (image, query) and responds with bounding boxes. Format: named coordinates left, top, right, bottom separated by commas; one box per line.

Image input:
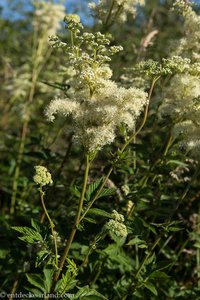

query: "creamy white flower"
left=33, top=166, right=53, bottom=187
left=33, top=1, right=65, bottom=36
left=89, top=0, right=145, bottom=23
left=160, top=1, right=200, bottom=159
left=45, top=98, right=80, bottom=122
left=46, top=73, right=147, bottom=152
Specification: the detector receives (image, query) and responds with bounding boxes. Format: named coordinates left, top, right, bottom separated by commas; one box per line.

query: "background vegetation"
left=0, top=0, right=200, bottom=299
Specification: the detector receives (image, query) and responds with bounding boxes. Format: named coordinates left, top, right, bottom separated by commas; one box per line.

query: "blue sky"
left=0, top=0, right=199, bottom=24
left=0, top=0, right=95, bottom=24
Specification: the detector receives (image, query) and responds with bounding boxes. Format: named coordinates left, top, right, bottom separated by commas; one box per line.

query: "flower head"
left=33, top=166, right=53, bottom=187
left=106, top=210, right=127, bottom=239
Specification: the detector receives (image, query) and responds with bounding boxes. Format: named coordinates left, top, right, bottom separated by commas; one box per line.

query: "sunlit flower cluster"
left=159, top=1, right=200, bottom=159
left=47, top=15, right=148, bottom=153
left=172, top=0, right=200, bottom=61
left=32, top=1, right=65, bottom=36
left=89, top=0, right=145, bottom=24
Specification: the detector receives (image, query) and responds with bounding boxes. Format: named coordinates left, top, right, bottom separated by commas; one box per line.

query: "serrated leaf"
left=26, top=274, right=45, bottom=292
left=43, top=265, right=55, bottom=292
left=97, top=188, right=116, bottom=199
left=36, top=250, right=49, bottom=267
left=11, top=226, right=43, bottom=243
left=143, top=282, right=158, bottom=296
left=87, top=208, right=112, bottom=218
left=75, top=286, right=108, bottom=299
left=55, top=259, right=77, bottom=294
left=55, top=274, right=78, bottom=294
left=86, top=178, right=103, bottom=202
left=31, top=219, right=41, bottom=233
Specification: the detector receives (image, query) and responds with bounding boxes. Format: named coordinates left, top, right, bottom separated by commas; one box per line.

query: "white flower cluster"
left=106, top=210, right=127, bottom=238
left=172, top=0, right=200, bottom=61
left=159, top=1, right=200, bottom=159
left=46, top=73, right=147, bottom=152
left=32, top=1, right=65, bottom=36
left=47, top=15, right=148, bottom=153
left=33, top=166, right=53, bottom=187
left=89, top=0, right=145, bottom=24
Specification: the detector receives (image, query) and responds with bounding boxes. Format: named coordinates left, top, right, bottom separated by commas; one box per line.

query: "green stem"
left=81, top=232, right=105, bottom=270
left=53, top=154, right=90, bottom=284
left=80, top=167, right=113, bottom=222
left=104, top=0, right=115, bottom=29
left=135, top=235, right=162, bottom=279
left=40, top=187, right=58, bottom=267
left=197, top=204, right=200, bottom=288
left=80, top=77, right=159, bottom=221
left=139, top=134, right=175, bottom=188
left=70, top=31, right=74, bottom=47
left=122, top=166, right=199, bottom=299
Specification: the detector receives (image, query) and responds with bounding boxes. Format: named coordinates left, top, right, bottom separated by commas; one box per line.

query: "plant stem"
left=197, top=204, right=200, bottom=288
left=104, top=0, right=115, bottom=29
left=9, top=278, right=18, bottom=300
left=139, top=133, right=174, bottom=188
left=122, top=166, right=199, bottom=299
left=80, top=77, right=159, bottom=221
left=40, top=187, right=58, bottom=267
left=53, top=154, right=90, bottom=284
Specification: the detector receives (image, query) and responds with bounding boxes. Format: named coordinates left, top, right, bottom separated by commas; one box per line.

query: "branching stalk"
left=39, top=187, right=58, bottom=267
left=53, top=154, right=90, bottom=284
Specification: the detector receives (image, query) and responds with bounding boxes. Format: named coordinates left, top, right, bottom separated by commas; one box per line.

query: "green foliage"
left=11, top=223, right=43, bottom=244
left=1, top=0, right=200, bottom=299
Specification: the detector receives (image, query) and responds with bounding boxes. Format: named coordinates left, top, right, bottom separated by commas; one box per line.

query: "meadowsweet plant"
left=159, top=0, right=200, bottom=160
left=47, top=15, right=148, bottom=154
left=89, top=0, right=145, bottom=27
left=1, top=1, right=200, bottom=299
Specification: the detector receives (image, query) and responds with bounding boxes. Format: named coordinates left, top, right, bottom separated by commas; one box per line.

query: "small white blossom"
left=33, top=166, right=53, bottom=187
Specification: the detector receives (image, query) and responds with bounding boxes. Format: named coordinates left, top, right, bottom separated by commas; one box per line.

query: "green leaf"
left=43, top=265, right=56, bottom=292
left=86, top=178, right=103, bottom=201
left=149, top=271, right=170, bottom=279
left=126, top=237, right=146, bottom=246
left=97, top=188, right=116, bottom=199
left=166, top=160, right=188, bottom=166
left=143, top=281, right=158, bottom=296
left=168, top=226, right=183, bottom=232
left=31, top=219, right=41, bottom=233
left=11, top=226, right=43, bottom=243
left=87, top=208, right=112, bottom=218
left=26, top=274, right=45, bottom=292
left=75, top=286, right=108, bottom=299
left=55, top=259, right=78, bottom=294
left=55, top=273, right=78, bottom=294
left=84, top=217, right=98, bottom=224
left=36, top=250, right=50, bottom=267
